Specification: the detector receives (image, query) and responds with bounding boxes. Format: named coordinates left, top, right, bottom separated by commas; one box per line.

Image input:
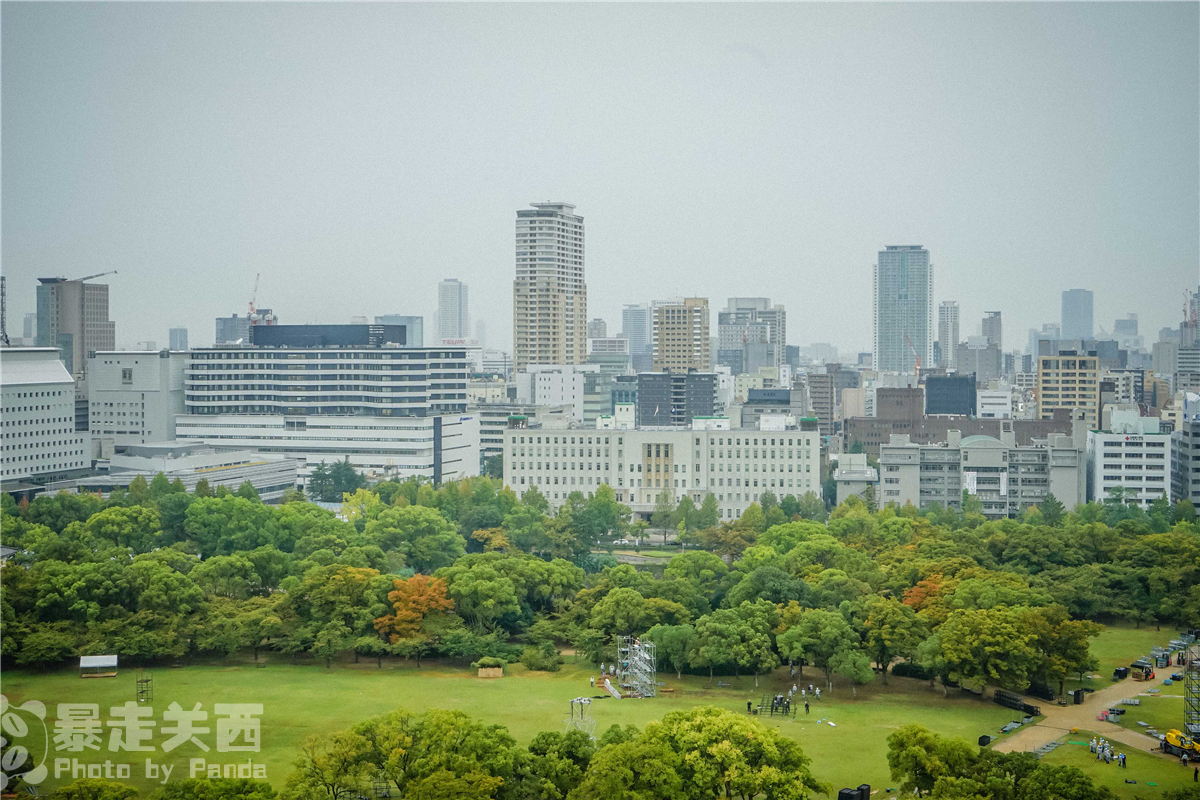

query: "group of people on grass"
left=589, top=663, right=617, bottom=688
left=1090, top=737, right=1127, bottom=768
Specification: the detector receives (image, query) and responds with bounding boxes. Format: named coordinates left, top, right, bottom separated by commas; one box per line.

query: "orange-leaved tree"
left=374, top=574, right=455, bottom=642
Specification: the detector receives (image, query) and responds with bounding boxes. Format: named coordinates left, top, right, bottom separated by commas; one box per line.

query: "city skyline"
left=1, top=3, right=1194, bottom=353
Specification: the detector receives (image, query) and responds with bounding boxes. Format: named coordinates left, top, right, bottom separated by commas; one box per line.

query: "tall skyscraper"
left=621, top=303, right=653, bottom=372
left=1061, top=289, right=1094, bottom=340
left=22, top=312, right=36, bottom=339
left=513, top=202, right=586, bottom=369
left=873, top=246, right=933, bottom=373
left=35, top=276, right=116, bottom=379
left=216, top=315, right=251, bottom=345
left=717, top=297, right=787, bottom=371
left=982, top=311, right=1002, bottom=350
left=169, top=328, right=189, bottom=350
left=438, top=279, right=469, bottom=341
left=652, top=298, right=710, bottom=373
left=36, top=275, right=117, bottom=432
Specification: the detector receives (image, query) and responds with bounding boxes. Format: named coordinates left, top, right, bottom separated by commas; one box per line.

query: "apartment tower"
left=513, top=202, right=586, bottom=369
left=652, top=298, right=710, bottom=373
left=937, top=301, right=960, bottom=369
left=873, top=246, right=933, bottom=374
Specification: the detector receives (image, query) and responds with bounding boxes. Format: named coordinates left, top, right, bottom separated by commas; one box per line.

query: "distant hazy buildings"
left=513, top=202, right=586, bottom=369
left=438, top=279, right=470, bottom=341
left=873, top=245, right=933, bottom=373
left=937, top=301, right=960, bottom=369
left=587, top=319, right=607, bottom=339
left=215, top=315, right=250, bottom=345
left=0, top=347, right=91, bottom=484
left=982, top=311, right=1002, bottom=350
left=652, top=298, right=710, bottom=373
left=717, top=297, right=787, bottom=371
left=375, top=315, right=424, bottom=347
left=169, top=328, right=189, bottom=351
left=1061, top=289, right=1094, bottom=340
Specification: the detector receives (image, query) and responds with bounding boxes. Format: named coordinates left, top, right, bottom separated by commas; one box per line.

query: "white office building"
left=1, top=347, right=91, bottom=484
left=87, top=350, right=189, bottom=458
left=874, top=246, right=933, bottom=373
left=1087, top=411, right=1171, bottom=506
left=504, top=421, right=821, bottom=520
left=514, top=364, right=598, bottom=422
left=977, top=383, right=1014, bottom=419
left=174, top=325, right=479, bottom=484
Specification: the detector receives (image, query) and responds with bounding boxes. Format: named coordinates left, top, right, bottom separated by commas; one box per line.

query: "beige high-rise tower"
left=513, top=202, right=586, bottom=369
left=652, top=297, right=710, bottom=373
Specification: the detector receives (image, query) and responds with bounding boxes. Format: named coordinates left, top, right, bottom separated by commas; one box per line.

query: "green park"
left=2, top=474, right=1200, bottom=799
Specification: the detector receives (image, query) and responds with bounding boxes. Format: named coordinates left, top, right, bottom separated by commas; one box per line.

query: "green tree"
left=236, top=481, right=261, bottom=502
left=280, top=731, right=370, bottom=800
left=938, top=607, right=1038, bottom=693
left=149, top=472, right=172, bottom=498
left=645, top=623, right=696, bottom=679
left=312, top=621, right=354, bottom=668
left=650, top=490, right=675, bottom=535
left=863, top=597, right=927, bottom=685
left=696, top=493, right=720, bottom=529
left=148, top=779, right=277, bottom=800
left=46, top=778, right=139, bottom=800
left=885, top=725, right=965, bottom=798
left=777, top=608, right=859, bottom=692
left=194, top=478, right=213, bottom=497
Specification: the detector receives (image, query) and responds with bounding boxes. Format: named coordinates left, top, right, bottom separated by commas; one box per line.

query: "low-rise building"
left=1087, top=411, right=1171, bottom=506
left=74, top=442, right=298, bottom=502
left=834, top=452, right=877, bottom=505
left=472, top=402, right=573, bottom=468
left=504, top=421, right=821, bottom=521
left=878, top=414, right=1086, bottom=518
left=977, top=383, right=1014, bottom=419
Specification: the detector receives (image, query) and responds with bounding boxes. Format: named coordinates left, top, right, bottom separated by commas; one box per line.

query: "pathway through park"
left=993, top=675, right=1175, bottom=756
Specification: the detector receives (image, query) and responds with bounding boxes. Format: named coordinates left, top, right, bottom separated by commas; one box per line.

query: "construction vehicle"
left=1163, top=729, right=1200, bottom=758
left=1131, top=664, right=1155, bottom=682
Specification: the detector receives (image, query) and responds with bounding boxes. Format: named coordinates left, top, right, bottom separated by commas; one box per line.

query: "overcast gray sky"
left=3, top=2, right=1197, bottom=353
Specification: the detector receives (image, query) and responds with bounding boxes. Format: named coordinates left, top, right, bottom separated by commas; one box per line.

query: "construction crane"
left=249, top=273, right=260, bottom=316
left=77, top=270, right=118, bottom=283
left=1, top=275, right=9, bottom=346
left=904, top=334, right=922, bottom=381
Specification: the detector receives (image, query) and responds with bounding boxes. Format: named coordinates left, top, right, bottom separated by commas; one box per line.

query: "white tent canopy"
left=80, top=655, right=118, bottom=668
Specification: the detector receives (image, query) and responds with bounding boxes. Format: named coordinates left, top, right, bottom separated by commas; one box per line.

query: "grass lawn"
left=5, top=657, right=1020, bottom=797
left=1113, top=694, right=1187, bottom=737
left=1066, top=625, right=1182, bottom=692
left=1039, top=730, right=1193, bottom=799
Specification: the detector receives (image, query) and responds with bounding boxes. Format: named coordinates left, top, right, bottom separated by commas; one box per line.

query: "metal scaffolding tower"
left=564, top=697, right=598, bottom=739
left=1186, top=643, right=1200, bottom=736
left=617, top=636, right=657, bottom=698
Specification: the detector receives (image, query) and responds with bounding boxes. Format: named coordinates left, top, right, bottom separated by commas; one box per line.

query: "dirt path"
left=993, top=677, right=1171, bottom=756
